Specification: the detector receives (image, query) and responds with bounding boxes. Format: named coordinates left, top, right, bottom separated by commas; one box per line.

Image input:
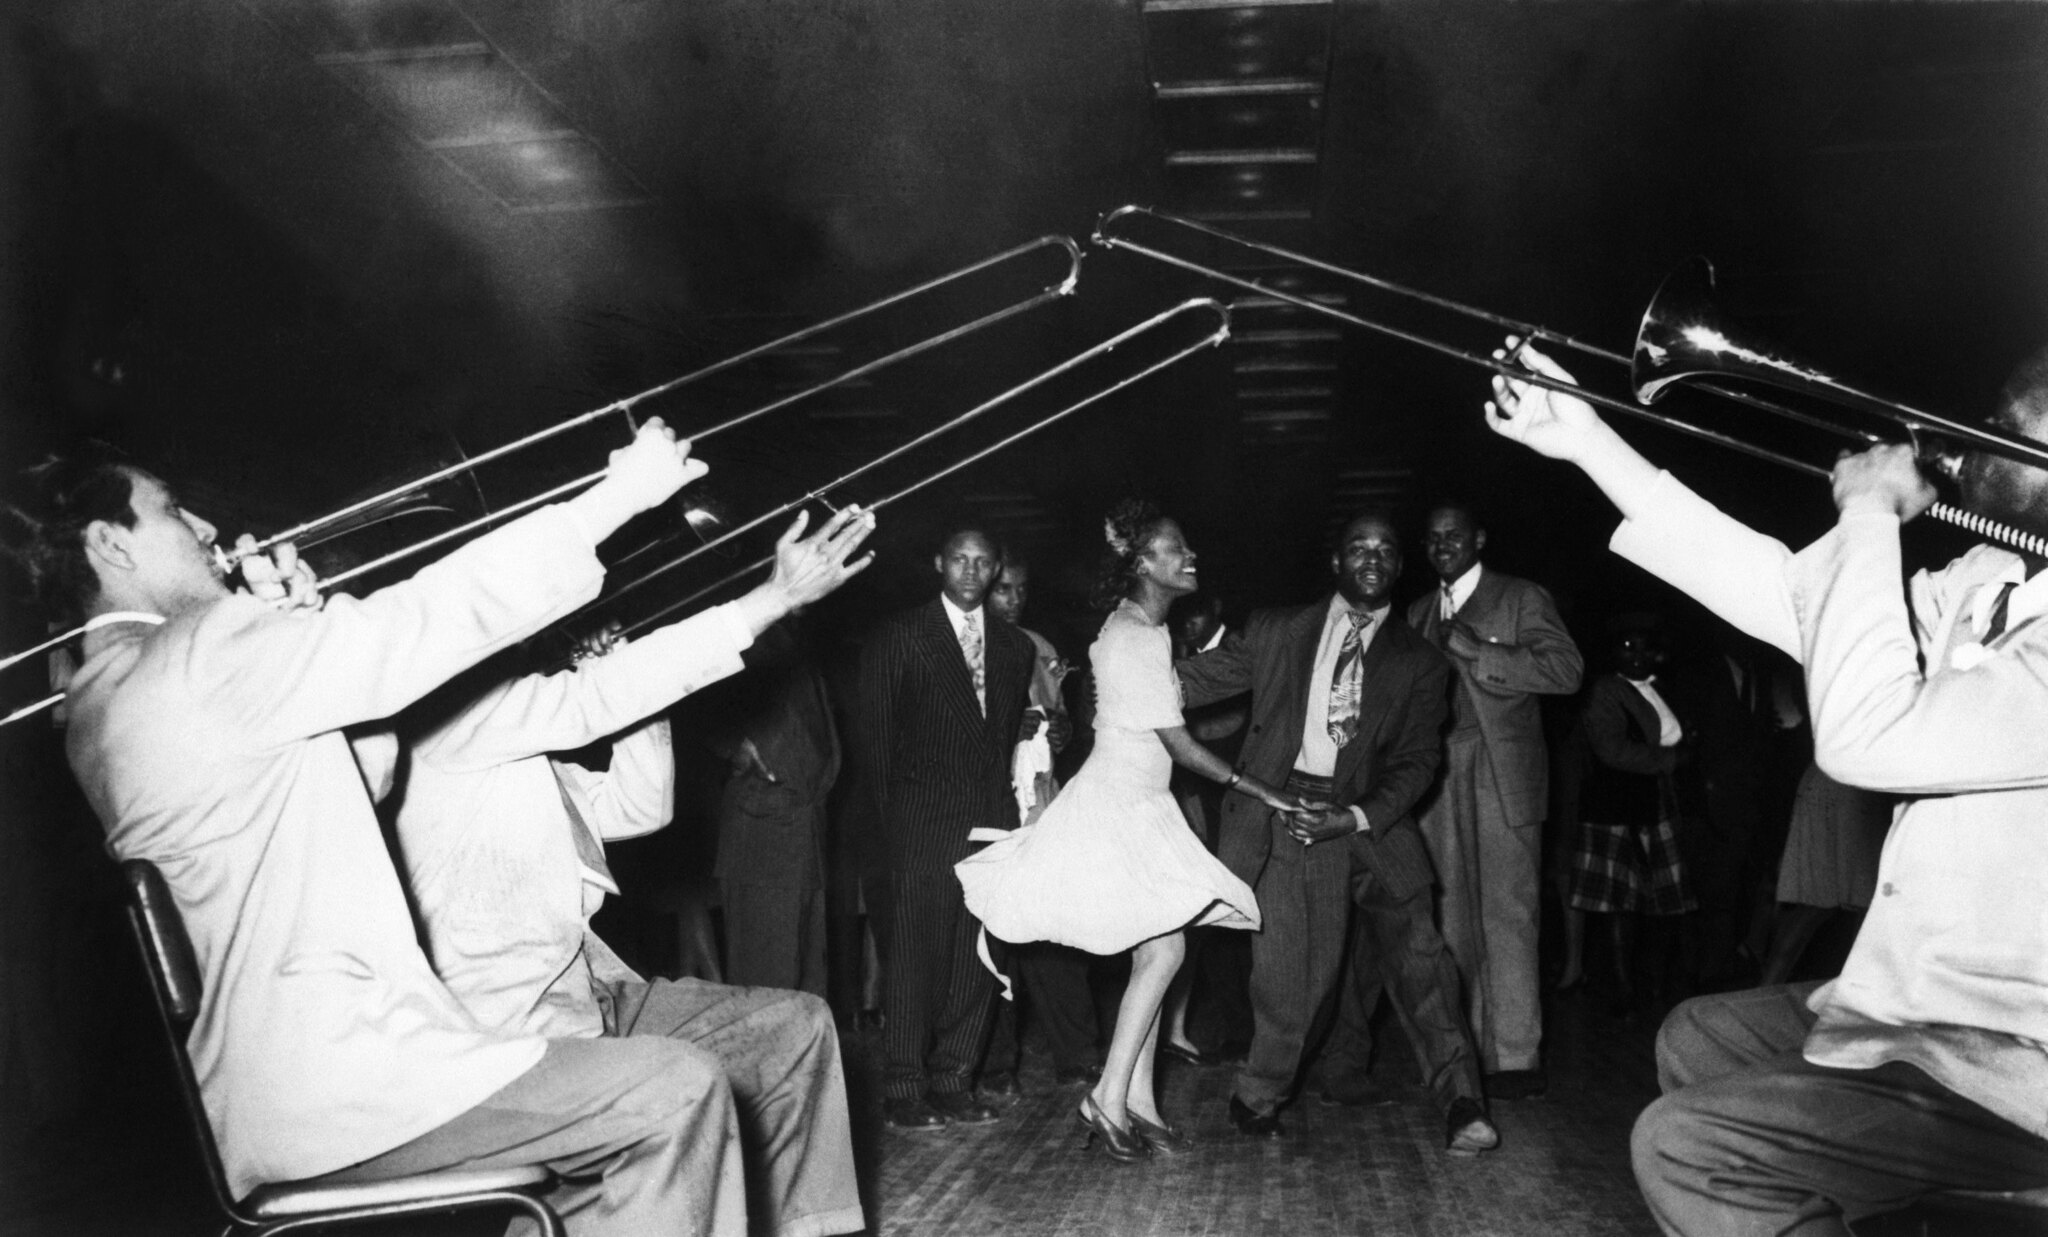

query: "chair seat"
left=243, top=1164, right=553, bottom=1221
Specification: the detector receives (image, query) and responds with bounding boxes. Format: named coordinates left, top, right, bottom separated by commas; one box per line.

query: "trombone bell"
left=1630, top=257, right=1838, bottom=406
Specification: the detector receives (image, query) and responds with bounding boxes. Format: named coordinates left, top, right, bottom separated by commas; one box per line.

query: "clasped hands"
left=1255, top=788, right=1351, bottom=846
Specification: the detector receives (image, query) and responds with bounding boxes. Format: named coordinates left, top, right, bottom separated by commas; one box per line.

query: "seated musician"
left=353, top=509, right=875, bottom=1237
left=1484, top=340, right=2048, bottom=1235
left=3, top=422, right=867, bottom=1237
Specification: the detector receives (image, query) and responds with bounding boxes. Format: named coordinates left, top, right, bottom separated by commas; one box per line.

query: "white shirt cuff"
left=1348, top=805, right=1370, bottom=834
left=706, top=601, right=758, bottom=656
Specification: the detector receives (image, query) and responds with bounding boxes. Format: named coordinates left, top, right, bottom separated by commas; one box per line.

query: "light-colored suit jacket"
left=65, top=507, right=600, bottom=1197
left=367, top=603, right=753, bottom=1040
left=1609, top=468, right=2048, bottom=1141
left=1408, top=566, right=1582, bottom=824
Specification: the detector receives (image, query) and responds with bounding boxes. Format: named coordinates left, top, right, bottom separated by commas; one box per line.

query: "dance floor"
left=5, top=973, right=2037, bottom=1236
left=854, top=990, right=1662, bottom=1237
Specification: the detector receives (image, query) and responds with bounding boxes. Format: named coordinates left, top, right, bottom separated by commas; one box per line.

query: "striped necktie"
left=1327, top=610, right=1374, bottom=747
left=960, top=609, right=986, bottom=714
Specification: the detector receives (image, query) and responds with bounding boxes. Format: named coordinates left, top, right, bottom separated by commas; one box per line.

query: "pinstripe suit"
left=856, top=596, right=1034, bottom=1100
left=1180, top=597, right=1479, bottom=1117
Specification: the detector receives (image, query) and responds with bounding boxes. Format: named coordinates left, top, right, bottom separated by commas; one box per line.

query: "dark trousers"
left=721, top=880, right=828, bottom=998
left=1318, top=874, right=1484, bottom=1116
left=1234, top=812, right=1355, bottom=1114
left=871, top=870, right=998, bottom=1101
left=1635, top=983, right=2048, bottom=1236
left=984, top=940, right=1100, bottom=1075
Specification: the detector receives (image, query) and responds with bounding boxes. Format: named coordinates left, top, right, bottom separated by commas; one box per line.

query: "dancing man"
left=1178, top=512, right=1497, bottom=1154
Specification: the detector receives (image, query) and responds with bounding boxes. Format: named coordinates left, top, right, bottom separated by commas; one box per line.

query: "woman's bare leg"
left=1091, top=932, right=1186, bottom=1126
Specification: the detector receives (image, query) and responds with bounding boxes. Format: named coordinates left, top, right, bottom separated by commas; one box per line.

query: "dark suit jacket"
left=855, top=597, right=1035, bottom=876
left=1575, top=673, right=1679, bottom=824
left=1178, top=597, right=1451, bottom=901
left=1408, top=567, right=1582, bottom=824
left=701, top=621, right=840, bottom=888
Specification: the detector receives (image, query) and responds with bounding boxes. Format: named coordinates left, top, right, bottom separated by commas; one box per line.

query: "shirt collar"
left=1442, top=561, right=1484, bottom=610
left=1199, top=623, right=1226, bottom=654
left=940, top=593, right=980, bottom=637
left=1328, top=593, right=1390, bottom=628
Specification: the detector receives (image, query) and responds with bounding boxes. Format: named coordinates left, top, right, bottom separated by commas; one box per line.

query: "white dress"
left=955, top=600, right=1260, bottom=954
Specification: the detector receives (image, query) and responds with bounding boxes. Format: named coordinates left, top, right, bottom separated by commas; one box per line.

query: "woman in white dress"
left=956, top=501, right=1307, bottom=1161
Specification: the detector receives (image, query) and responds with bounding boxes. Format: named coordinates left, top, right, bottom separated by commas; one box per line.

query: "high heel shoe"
left=1075, top=1095, right=1149, bottom=1164
left=1127, top=1112, right=1193, bottom=1156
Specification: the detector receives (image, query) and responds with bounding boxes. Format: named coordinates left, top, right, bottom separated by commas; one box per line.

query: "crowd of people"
left=8, top=322, right=2048, bottom=1235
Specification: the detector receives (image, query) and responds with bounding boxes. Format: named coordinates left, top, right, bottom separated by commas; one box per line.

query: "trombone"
left=589, top=297, right=1233, bottom=639
left=1092, top=204, right=2048, bottom=559
left=0, top=235, right=1083, bottom=718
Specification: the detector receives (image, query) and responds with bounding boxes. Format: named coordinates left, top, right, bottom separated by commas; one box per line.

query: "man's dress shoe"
left=1444, top=1097, right=1500, bottom=1155
left=1054, top=1063, right=1103, bottom=1086
left=928, top=1090, right=1001, bottom=1125
left=980, top=1071, right=1023, bottom=1104
left=883, top=1097, right=948, bottom=1130
left=1227, top=1095, right=1284, bottom=1139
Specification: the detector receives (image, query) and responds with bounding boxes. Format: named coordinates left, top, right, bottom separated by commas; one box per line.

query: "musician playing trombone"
left=5, top=420, right=868, bottom=1237
left=351, top=505, right=875, bottom=1237
left=1483, top=341, right=2048, bottom=1235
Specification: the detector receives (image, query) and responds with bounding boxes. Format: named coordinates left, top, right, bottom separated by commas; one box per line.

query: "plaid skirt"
left=1568, top=818, right=1696, bottom=916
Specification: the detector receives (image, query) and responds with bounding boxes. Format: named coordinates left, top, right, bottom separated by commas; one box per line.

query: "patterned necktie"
left=960, top=609, right=986, bottom=714
left=1326, top=610, right=1373, bottom=747
left=1439, top=583, right=1456, bottom=622
left=1985, top=580, right=2018, bottom=639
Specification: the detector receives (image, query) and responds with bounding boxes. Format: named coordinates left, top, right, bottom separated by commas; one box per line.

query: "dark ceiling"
left=7, top=0, right=2048, bottom=645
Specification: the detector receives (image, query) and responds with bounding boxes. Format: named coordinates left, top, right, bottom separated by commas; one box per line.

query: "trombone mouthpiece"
left=1917, top=444, right=1966, bottom=487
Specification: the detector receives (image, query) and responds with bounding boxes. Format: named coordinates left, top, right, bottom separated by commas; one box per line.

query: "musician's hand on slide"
left=763, top=503, right=879, bottom=610
left=571, top=620, right=625, bottom=662
left=603, top=418, right=710, bottom=513
left=237, top=537, right=322, bottom=613
left=1832, top=443, right=1937, bottom=522
left=1484, top=337, right=1607, bottom=462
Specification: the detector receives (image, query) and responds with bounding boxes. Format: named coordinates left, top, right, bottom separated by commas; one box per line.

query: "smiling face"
left=1423, top=506, right=1485, bottom=584
left=1135, top=518, right=1199, bottom=597
left=934, top=529, right=1001, bottom=611
left=1333, top=514, right=1401, bottom=608
left=987, top=561, right=1029, bottom=626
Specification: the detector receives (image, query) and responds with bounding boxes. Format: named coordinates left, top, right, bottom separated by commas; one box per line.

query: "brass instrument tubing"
left=596, top=298, right=1231, bottom=613
left=225, top=235, right=1084, bottom=567
left=607, top=299, right=1233, bottom=640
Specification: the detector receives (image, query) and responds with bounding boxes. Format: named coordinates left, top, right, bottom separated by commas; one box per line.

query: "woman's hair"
left=1, top=449, right=139, bottom=628
left=1088, top=497, right=1166, bottom=611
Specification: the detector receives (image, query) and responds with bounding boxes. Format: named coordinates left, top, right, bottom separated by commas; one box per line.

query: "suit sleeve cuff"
left=707, top=600, right=758, bottom=656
